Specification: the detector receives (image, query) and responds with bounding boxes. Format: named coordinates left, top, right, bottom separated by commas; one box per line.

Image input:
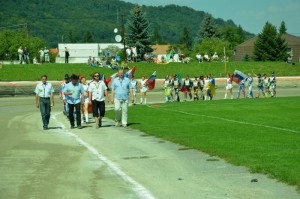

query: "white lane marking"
left=150, top=107, right=299, bottom=134
left=51, top=113, right=155, bottom=199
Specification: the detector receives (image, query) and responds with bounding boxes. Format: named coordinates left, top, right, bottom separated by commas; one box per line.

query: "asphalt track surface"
left=1, top=88, right=300, bottom=199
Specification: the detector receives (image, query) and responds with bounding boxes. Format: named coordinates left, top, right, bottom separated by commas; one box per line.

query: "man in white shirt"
left=18, top=47, right=23, bottom=64
left=34, top=75, right=54, bottom=130
left=88, top=72, right=108, bottom=129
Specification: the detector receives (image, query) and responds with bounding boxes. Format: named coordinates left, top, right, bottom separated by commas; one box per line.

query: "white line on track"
left=150, top=106, right=299, bottom=134
left=51, top=113, right=155, bottom=199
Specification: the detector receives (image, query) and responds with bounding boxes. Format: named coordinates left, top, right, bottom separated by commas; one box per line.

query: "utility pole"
left=24, top=23, right=28, bottom=39
left=121, top=15, right=126, bottom=61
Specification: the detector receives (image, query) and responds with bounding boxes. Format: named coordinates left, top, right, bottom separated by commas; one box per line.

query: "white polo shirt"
left=88, top=80, right=107, bottom=101
left=35, top=82, right=54, bottom=98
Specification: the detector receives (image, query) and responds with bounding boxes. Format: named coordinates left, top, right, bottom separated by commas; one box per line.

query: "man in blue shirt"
left=111, top=69, right=134, bottom=127
left=64, top=74, right=85, bottom=129
left=35, top=75, right=54, bottom=130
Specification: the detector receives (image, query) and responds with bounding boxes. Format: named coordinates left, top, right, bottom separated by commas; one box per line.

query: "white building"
left=56, top=43, right=124, bottom=63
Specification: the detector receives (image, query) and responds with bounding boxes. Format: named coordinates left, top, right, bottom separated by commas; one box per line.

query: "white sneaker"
left=122, top=124, right=127, bottom=127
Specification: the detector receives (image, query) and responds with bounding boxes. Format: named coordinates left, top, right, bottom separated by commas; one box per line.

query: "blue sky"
left=122, top=0, right=300, bottom=36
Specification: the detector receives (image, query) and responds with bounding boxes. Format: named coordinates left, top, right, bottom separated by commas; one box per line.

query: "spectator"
left=65, top=47, right=70, bottom=63
left=87, top=56, right=92, bottom=65
left=126, top=47, right=131, bottom=62
left=18, top=47, right=23, bottom=64
left=204, top=53, right=210, bottom=62
left=131, top=46, right=137, bottom=62
left=23, top=47, right=30, bottom=64
left=44, top=47, right=50, bottom=63
left=33, top=57, right=40, bottom=65
left=39, top=48, right=44, bottom=64
left=196, top=53, right=203, bottom=63
left=212, top=52, right=219, bottom=61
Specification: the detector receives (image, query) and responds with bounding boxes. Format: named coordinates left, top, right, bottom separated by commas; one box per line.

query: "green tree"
left=125, top=5, right=153, bottom=58
left=254, top=22, right=287, bottom=61
left=151, top=27, right=165, bottom=44
left=0, top=29, right=46, bottom=60
left=197, top=13, right=219, bottom=43
left=179, top=27, right=193, bottom=50
left=68, top=31, right=76, bottom=43
left=279, top=21, right=287, bottom=34
left=83, top=31, right=94, bottom=43
left=193, top=37, right=232, bottom=60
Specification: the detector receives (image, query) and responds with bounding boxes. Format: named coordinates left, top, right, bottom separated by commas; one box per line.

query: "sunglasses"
left=94, top=75, right=100, bottom=77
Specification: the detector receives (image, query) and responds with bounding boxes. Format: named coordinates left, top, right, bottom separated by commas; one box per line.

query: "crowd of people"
left=18, top=46, right=51, bottom=64
left=162, top=71, right=277, bottom=102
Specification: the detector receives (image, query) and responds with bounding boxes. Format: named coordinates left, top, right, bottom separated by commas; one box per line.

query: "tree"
left=179, top=27, right=193, bottom=50
left=254, top=22, right=287, bottom=61
left=0, top=29, right=46, bottom=60
left=279, top=21, right=287, bottom=34
left=125, top=5, right=153, bottom=59
left=83, top=31, right=94, bottom=43
left=68, top=31, right=76, bottom=43
left=197, top=13, right=219, bottom=43
left=151, top=27, right=166, bottom=44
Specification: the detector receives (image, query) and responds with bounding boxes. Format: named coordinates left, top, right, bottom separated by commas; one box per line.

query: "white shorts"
left=226, top=84, right=233, bottom=90
left=140, top=87, right=148, bottom=93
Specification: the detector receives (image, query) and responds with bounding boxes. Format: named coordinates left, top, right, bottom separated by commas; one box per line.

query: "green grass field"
left=106, top=97, right=300, bottom=190
left=0, top=61, right=299, bottom=81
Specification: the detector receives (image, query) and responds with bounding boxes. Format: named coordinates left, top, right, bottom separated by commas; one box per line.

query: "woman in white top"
left=139, top=75, right=148, bottom=104
left=130, top=76, right=138, bottom=105
left=224, top=73, right=233, bottom=99
left=80, top=76, right=89, bottom=123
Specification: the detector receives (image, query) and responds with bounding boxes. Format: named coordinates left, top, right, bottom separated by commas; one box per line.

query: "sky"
left=122, top=0, right=300, bottom=36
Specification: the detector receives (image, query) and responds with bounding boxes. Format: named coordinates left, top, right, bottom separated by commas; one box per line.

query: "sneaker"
left=115, top=121, right=121, bottom=127
left=43, top=126, right=48, bottom=130
left=71, top=125, right=75, bottom=129
left=99, top=120, right=102, bottom=128
left=77, top=125, right=82, bottom=129
left=122, top=124, right=127, bottom=127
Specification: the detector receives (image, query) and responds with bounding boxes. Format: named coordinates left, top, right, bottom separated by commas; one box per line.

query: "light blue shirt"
left=111, top=77, right=133, bottom=100
left=63, top=82, right=84, bottom=104
left=35, top=82, right=54, bottom=98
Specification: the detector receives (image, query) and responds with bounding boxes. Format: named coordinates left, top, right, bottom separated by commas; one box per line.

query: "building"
left=56, top=43, right=124, bottom=63
left=233, top=33, right=300, bottom=62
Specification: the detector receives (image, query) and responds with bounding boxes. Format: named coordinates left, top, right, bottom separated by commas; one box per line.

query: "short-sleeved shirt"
left=44, top=49, right=49, bottom=56
left=35, top=82, right=54, bottom=98
left=111, top=77, right=132, bottom=100
left=88, top=81, right=107, bottom=102
left=63, top=82, right=84, bottom=104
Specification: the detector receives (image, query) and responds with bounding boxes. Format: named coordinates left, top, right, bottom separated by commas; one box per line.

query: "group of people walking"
left=225, top=71, right=277, bottom=99
left=35, top=69, right=134, bottom=130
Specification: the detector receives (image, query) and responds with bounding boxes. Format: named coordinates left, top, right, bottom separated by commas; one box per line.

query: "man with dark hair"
left=88, top=72, right=108, bottom=128
left=35, top=75, right=54, bottom=130
left=63, top=74, right=85, bottom=129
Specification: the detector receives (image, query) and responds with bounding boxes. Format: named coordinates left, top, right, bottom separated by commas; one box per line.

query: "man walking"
left=18, top=46, right=23, bottom=64
left=63, top=74, right=85, bottom=129
left=88, top=72, right=108, bottom=129
left=35, top=75, right=54, bottom=130
left=111, top=69, right=133, bottom=127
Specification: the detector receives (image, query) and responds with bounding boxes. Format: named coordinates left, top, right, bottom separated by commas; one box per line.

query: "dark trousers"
left=92, top=100, right=105, bottom=117
left=39, top=97, right=51, bottom=127
left=65, top=56, right=69, bottom=63
left=68, top=103, right=81, bottom=126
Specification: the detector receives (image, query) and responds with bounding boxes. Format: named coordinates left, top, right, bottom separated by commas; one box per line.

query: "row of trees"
left=125, top=5, right=289, bottom=61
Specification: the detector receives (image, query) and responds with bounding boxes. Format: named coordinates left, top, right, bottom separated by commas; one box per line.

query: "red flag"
left=105, top=73, right=117, bottom=84
left=145, top=71, right=156, bottom=90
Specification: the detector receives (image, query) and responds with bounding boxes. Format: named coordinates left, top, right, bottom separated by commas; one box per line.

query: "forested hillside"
left=0, top=0, right=254, bottom=47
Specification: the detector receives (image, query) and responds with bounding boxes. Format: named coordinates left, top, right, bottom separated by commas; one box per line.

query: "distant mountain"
left=0, top=0, right=254, bottom=47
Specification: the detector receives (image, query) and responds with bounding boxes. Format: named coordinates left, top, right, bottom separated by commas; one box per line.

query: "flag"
left=231, top=70, right=247, bottom=84
left=105, top=72, right=117, bottom=85
left=124, top=66, right=136, bottom=79
left=206, top=78, right=216, bottom=95
left=145, top=71, right=156, bottom=90
left=177, top=73, right=186, bottom=92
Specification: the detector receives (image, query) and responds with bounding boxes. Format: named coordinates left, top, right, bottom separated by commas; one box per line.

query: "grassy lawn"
left=0, top=61, right=299, bottom=81
left=106, top=97, right=300, bottom=190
